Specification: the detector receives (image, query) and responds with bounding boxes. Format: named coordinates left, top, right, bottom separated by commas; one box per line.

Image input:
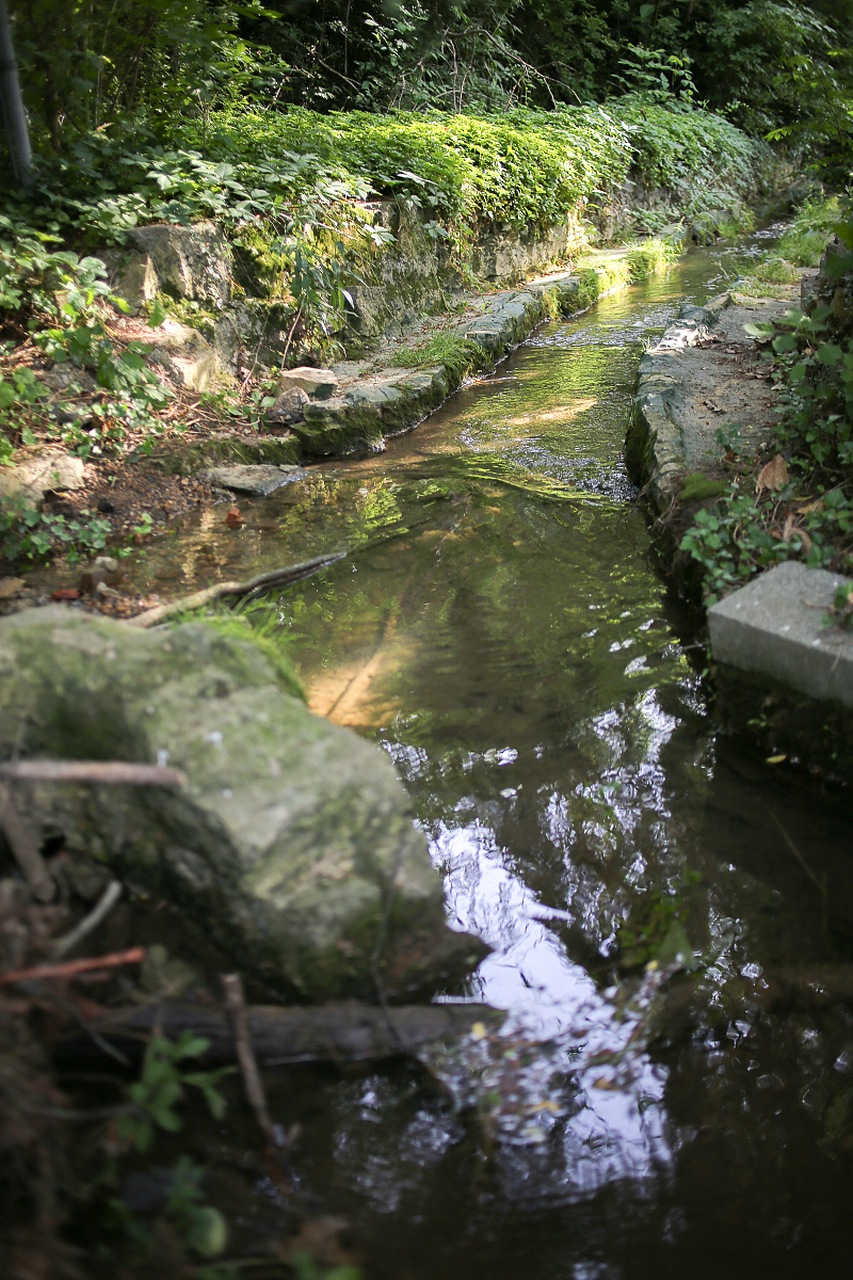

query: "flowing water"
left=136, top=235, right=853, bottom=1276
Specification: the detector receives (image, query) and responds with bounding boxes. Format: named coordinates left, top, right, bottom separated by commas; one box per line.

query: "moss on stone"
left=191, top=611, right=306, bottom=703
left=625, top=400, right=657, bottom=486
left=678, top=473, right=730, bottom=503
left=172, top=434, right=303, bottom=473
left=295, top=403, right=385, bottom=456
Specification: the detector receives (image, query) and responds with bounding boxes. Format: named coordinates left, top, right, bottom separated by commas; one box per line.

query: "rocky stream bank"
left=0, top=186, right=825, bottom=1013
left=5, top=178, right=850, bottom=1277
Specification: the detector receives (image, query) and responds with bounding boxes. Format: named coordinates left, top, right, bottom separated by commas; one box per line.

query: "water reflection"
left=126, top=236, right=853, bottom=1275
left=270, top=245, right=853, bottom=1274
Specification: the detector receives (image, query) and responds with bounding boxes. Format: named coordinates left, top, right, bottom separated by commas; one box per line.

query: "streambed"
left=131, top=235, right=853, bottom=1277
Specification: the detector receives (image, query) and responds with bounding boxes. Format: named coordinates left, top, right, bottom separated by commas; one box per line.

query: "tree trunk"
left=0, top=0, right=33, bottom=187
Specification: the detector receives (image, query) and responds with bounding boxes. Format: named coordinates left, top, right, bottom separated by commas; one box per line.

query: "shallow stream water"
left=136, top=235, right=853, bottom=1277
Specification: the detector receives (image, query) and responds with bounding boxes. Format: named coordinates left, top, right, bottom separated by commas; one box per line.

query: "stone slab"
left=202, top=464, right=306, bottom=496
left=708, top=561, right=853, bottom=707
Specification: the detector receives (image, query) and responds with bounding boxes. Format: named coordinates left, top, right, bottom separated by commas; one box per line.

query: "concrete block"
left=708, top=561, right=853, bottom=708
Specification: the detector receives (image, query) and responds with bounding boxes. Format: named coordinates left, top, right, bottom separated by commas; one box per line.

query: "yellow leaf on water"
left=766, top=754, right=787, bottom=764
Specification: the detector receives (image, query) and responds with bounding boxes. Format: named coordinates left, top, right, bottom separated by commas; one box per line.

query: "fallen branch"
left=50, top=880, right=123, bottom=959
left=126, top=552, right=347, bottom=628
left=0, top=781, right=54, bottom=901
left=0, top=761, right=185, bottom=787
left=222, top=972, right=279, bottom=1148
left=0, top=946, right=145, bottom=987
left=60, top=999, right=504, bottom=1065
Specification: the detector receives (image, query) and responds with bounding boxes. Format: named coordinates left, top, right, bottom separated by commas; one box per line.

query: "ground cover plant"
left=679, top=199, right=853, bottom=605
left=0, top=99, right=774, bottom=254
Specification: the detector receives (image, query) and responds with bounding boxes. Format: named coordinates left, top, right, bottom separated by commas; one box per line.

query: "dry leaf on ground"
left=781, top=513, right=813, bottom=553
left=756, top=454, right=789, bottom=494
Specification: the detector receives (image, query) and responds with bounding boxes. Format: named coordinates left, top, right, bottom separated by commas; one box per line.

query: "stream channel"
left=133, top=234, right=853, bottom=1278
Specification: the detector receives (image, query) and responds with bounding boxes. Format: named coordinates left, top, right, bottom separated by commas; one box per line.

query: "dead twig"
left=221, top=972, right=280, bottom=1149
left=50, top=881, right=123, bottom=959
left=0, top=761, right=185, bottom=788
left=0, top=946, right=145, bottom=987
left=0, top=782, right=54, bottom=902
left=126, top=552, right=347, bottom=628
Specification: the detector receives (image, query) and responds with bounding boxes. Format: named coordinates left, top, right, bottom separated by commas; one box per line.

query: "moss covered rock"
left=0, top=608, right=486, bottom=1000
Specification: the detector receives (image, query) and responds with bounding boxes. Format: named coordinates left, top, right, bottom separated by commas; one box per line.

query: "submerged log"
left=58, top=1000, right=504, bottom=1066
left=127, top=552, right=346, bottom=628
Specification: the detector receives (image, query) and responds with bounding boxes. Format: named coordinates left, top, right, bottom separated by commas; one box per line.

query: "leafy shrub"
left=1, top=100, right=771, bottom=255
left=0, top=497, right=112, bottom=564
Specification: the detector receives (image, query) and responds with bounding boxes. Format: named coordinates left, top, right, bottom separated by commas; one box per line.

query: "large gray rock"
left=0, top=609, right=485, bottom=999
left=128, top=223, right=231, bottom=307
left=0, top=449, right=86, bottom=507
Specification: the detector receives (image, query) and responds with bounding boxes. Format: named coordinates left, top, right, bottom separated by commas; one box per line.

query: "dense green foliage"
left=0, top=99, right=771, bottom=253
left=241, top=0, right=853, bottom=136
left=5, top=1, right=853, bottom=174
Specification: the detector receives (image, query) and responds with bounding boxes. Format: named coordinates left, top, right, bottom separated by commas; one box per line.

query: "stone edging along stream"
left=626, top=278, right=853, bottom=775
left=294, top=268, right=623, bottom=459
left=181, top=249, right=672, bottom=470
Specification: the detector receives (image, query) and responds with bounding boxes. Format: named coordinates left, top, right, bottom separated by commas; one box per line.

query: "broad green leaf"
left=771, top=333, right=797, bottom=354
left=148, top=297, right=167, bottom=328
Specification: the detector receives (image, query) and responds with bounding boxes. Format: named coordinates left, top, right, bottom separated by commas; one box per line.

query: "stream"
left=133, top=235, right=853, bottom=1277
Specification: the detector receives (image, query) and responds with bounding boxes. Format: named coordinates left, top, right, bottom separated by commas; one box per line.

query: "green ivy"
left=0, top=497, right=112, bottom=564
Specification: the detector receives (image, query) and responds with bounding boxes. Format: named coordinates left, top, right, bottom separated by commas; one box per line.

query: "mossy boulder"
left=0, top=609, right=486, bottom=1000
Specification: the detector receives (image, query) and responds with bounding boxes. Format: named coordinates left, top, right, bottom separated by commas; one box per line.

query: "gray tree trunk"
left=0, top=0, right=33, bottom=188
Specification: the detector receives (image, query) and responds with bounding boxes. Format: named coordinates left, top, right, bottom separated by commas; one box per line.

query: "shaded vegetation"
left=680, top=199, right=853, bottom=603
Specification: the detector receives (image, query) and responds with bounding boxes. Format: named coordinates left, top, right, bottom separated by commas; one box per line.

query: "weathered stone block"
left=276, top=367, right=338, bottom=400
left=146, top=319, right=216, bottom=392
left=201, top=464, right=306, bottom=496
left=708, top=561, right=853, bottom=708
left=128, top=222, right=231, bottom=306
left=0, top=450, right=85, bottom=507
left=267, top=386, right=309, bottom=425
